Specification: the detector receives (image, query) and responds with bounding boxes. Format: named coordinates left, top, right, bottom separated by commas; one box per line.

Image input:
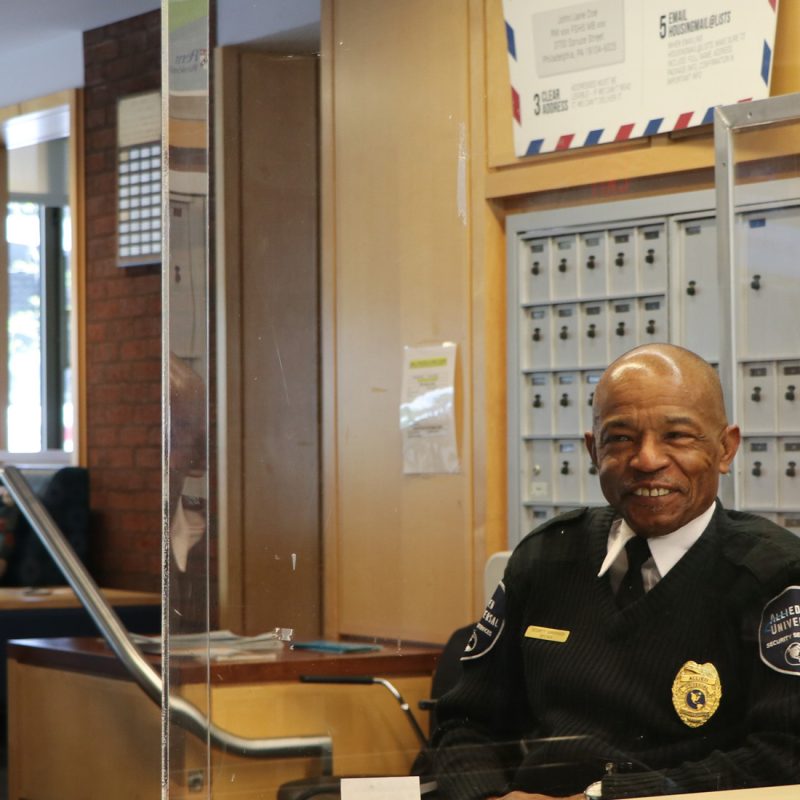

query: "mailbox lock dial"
left=751, top=386, right=761, bottom=403
left=560, top=393, right=570, bottom=407
left=559, top=325, right=569, bottom=340
left=586, top=254, right=596, bottom=269
left=531, top=260, right=540, bottom=276
left=587, top=392, right=595, bottom=406
left=786, top=385, right=796, bottom=402
left=645, top=248, right=655, bottom=265
left=750, top=274, right=761, bottom=291
left=646, top=319, right=656, bottom=335
left=587, top=323, right=597, bottom=339
left=615, top=252, right=624, bottom=267
left=558, top=258, right=568, bottom=273
left=532, top=327, right=542, bottom=342
left=588, top=464, right=598, bottom=475
left=787, top=461, right=797, bottom=478
left=560, top=460, right=570, bottom=476
left=533, top=394, right=542, bottom=409
left=687, top=280, right=697, bottom=296
left=616, top=321, right=626, bottom=336
left=752, top=461, right=762, bottom=478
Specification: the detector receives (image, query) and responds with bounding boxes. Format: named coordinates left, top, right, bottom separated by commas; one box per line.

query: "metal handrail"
left=0, top=465, right=333, bottom=770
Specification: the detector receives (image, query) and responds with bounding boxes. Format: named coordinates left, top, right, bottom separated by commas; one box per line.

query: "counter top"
left=7, top=635, right=442, bottom=685
left=0, top=586, right=160, bottom=611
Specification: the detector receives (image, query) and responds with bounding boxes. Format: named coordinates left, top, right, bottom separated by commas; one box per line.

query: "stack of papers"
left=133, top=629, right=289, bottom=660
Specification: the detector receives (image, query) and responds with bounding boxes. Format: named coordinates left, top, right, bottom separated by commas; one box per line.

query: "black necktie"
left=617, top=536, right=651, bottom=609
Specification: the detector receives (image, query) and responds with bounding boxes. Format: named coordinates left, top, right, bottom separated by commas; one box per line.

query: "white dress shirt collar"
left=598, top=501, right=717, bottom=578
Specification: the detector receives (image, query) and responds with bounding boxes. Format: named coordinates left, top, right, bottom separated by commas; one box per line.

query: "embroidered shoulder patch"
left=461, top=581, right=506, bottom=661
left=759, top=585, right=800, bottom=676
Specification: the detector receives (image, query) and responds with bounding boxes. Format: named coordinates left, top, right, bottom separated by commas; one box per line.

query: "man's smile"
left=632, top=487, right=673, bottom=497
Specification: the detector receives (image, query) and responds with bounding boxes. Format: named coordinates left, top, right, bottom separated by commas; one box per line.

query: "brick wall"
left=83, top=11, right=162, bottom=591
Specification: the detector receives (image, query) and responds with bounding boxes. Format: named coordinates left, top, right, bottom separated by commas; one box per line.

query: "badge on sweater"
left=759, top=585, right=800, bottom=676
left=671, top=661, right=722, bottom=728
left=461, top=582, right=506, bottom=661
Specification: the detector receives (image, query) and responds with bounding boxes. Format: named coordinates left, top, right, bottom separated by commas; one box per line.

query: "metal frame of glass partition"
left=714, top=91, right=800, bottom=510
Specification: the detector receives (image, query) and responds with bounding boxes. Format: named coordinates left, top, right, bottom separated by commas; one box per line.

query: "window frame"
left=0, top=91, right=84, bottom=465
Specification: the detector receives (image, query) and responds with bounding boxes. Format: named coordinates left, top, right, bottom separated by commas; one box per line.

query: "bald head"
left=592, top=344, right=729, bottom=432
left=585, top=344, right=740, bottom=537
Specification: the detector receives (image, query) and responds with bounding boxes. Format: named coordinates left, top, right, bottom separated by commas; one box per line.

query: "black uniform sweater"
left=432, top=503, right=800, bottom=799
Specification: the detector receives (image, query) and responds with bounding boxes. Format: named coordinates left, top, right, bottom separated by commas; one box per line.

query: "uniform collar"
left=597, top=501, right=717, bottom=578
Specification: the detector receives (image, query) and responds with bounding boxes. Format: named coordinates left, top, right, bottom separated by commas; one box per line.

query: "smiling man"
left=433, top=344, right=800, bottom=800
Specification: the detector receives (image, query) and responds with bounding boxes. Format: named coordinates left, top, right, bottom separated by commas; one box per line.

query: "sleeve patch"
left=461, top=581, right=506, bottom=662
left=759, top=585, right=800, bottom=676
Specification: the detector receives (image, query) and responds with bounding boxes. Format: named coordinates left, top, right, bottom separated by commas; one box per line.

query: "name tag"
left=525, top=625, right=570, bottom=643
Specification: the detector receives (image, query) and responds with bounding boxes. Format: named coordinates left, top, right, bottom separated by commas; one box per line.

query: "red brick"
left=85, top=127, right=116, bottom=153
left=89, top=425, right=120, bottom=447
left=86, top=171, right=115, bottom=196
left=84, top=8, right=162, bottom=591
left=85, top=108, right=108, bottom=131
left=87, top=237, right=115, bottom=262
left=123, top=511, right=161, bottom=535
left=85, top=320, right=109, bottom=343
left=119, top=30, right=148, bottom=56
left=119, top=338, right=153, bottom=361
left=86, top=38, right=120, bottom=63
left=135, top=447, right=161, bottom=470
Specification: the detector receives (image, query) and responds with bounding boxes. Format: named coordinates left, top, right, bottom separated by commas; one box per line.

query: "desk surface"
left=7, top=636, right=442, bottom=685
left=0, top=586, right=160, bottom=611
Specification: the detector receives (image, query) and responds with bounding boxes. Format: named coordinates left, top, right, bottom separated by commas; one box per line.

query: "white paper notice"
left=400, top=343, right=459, bottom=475
left=502, top=0, right=780, bottom=155
left=341, top=777, right=421, bottom=800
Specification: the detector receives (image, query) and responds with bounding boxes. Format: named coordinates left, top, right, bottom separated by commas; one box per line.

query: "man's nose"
left=630, top=434, right=669, bottom=472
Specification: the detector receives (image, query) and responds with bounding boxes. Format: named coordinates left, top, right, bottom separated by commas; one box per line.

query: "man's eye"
left=605, top=434, right=631, bottom=444
left=665, top=431, right=693, bottom=440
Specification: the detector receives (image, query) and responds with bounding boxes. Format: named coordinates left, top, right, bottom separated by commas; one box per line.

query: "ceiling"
left=0, top=0, right=320, bottom=59
left=0, top=1, right=320, bottom=111
left=0, top=1, right=161, bottom=56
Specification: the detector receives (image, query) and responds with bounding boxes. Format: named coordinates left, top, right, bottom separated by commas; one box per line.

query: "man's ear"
left=584, top=431, right=598, bottom=466
left=718, top=424, right=741, bottom=475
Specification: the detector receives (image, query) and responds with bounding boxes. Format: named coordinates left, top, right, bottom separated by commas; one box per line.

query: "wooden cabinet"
left=8, top=638, right=439, bottom=800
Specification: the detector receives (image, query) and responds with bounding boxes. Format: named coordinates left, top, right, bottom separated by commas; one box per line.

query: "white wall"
left=0, top=32, right=83, bottom=108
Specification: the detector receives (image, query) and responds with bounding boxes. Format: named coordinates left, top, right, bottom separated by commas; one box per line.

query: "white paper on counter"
left=341, top=776, right=421, bottom=800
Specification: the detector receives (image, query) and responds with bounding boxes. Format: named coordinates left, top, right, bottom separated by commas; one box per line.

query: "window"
left=3, top=134, right=73, bottom=459
left=5, top=199, right=72, bottom=453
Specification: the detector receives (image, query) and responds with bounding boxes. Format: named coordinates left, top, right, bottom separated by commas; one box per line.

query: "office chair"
left=276, top=624, right=474, bottom=800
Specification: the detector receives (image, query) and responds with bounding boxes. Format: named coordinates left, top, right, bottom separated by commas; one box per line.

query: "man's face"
left=584, top=366, right=739, bottom=538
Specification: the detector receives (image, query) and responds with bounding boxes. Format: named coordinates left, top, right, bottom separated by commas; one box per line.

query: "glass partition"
left=161, top=3, right=800, bottom=799
left=163, top=0, right=213, bottom=794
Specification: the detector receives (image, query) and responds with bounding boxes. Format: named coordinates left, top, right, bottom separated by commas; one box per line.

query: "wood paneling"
left=217, top=50, right=321, bottom=637
left=8, top=659, right=162, bottom=799
left=322, top=0, right=478, bottom=643
left=8, top=641, right=436, bottom=800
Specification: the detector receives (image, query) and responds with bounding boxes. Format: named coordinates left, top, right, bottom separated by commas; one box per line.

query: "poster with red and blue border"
left=502, top=0, right=780, bottom=157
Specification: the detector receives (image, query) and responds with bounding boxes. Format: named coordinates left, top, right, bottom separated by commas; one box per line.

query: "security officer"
left=433, top=344, right=800, bottom=800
